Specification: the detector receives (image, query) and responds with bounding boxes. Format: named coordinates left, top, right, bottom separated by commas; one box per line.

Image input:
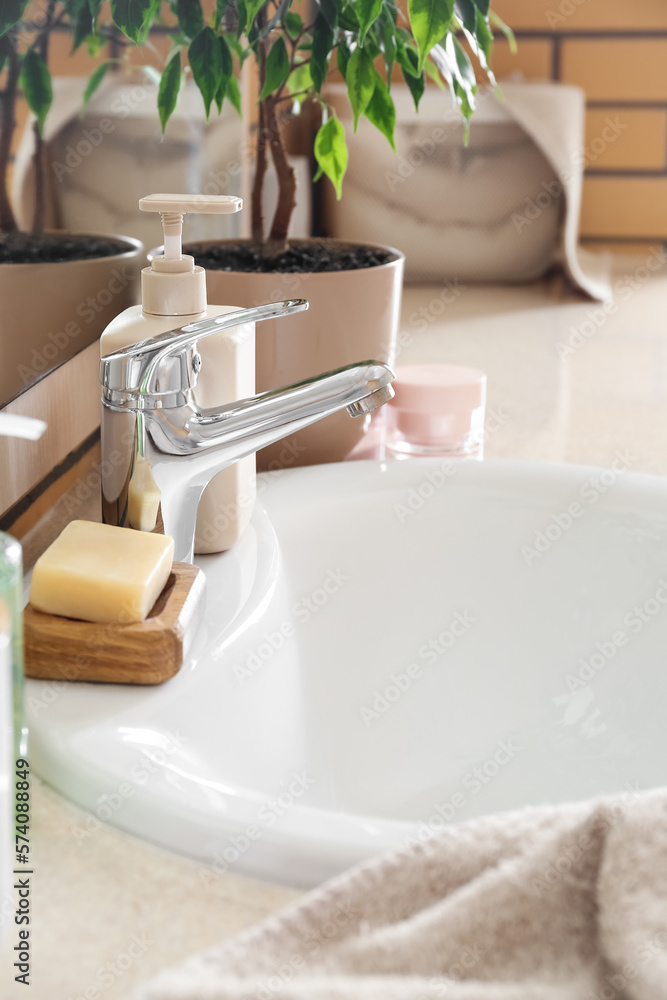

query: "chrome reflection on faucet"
left=99, top=299, right=395, bottom=562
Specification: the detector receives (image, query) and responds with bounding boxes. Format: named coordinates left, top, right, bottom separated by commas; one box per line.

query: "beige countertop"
left=2, top=258, right=666, bottom=998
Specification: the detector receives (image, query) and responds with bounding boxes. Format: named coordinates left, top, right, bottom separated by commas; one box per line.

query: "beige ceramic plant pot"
left=187, top=238, right=405, bottom=470
left=0, top=233, right=143, bottom=405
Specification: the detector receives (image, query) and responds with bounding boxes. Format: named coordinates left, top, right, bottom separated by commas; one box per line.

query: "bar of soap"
left=30, top=520, right=174, bottom=624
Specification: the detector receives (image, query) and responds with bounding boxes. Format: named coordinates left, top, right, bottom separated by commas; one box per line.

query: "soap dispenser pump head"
left=138, top=193, right=243, bottom=317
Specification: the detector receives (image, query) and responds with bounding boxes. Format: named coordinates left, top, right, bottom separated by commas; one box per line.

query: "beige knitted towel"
left=132, top=787, right=667, bottom=1000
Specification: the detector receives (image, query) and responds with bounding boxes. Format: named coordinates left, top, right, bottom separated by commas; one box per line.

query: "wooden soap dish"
left=24, top=562, right=205, bottom=685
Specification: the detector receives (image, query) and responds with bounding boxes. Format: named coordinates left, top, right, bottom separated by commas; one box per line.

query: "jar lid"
left=389, top=364, right=486, bottom=414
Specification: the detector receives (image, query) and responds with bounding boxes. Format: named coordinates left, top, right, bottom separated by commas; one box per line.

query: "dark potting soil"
left=188, top=240, right=396, bottom=274
left=0, top=233, right=134, bottom=264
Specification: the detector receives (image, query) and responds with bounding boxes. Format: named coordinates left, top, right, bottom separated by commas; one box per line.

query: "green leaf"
left=408, top=0, right=453, bottom=71
left=287, top=60, right=313, bottom=95
left=476, top=9, right=494, bottom=62
left=395, top=34, right=418, bottom=77
left=245, top=0, right=267, bottom=28
left=357, top=0, right=382, bottom=42
left=377, top=9, right=397, bottom=80
left=226, top=74, right=242, bottom=116
left=453, top=34, right=476, bottom=89
left=284, top=11, right=303, bottom=37
left=430, top=34, right=477, bottom=124
left=175, top=0, right=203, bottom=38
left=89, top=0, right=103, bottom=30
left=489, top=10, right=516, bottom=53
left=336, top=41, right=349, bottom=79
left=456, top=2, right=495, bottom=81
left=314, top=114, right=347, bottom=199
left=454, top=0, right=476, bottom=32
left=20, top=48, right=52, bottom=135
left=423, top=53, right=445, bottom=88
left=110, top=0, right=158, bottom=45
left=475, top=0, right=490, bottom=14
left=67, top=0, right=94, bottom=51
left=225, top=31, right=248, bottom=62
left=471, top=9, right=495, bottom=82
left=400, top=48, right=425, bottom=109
left=86, top=32, right=106, bottom=56
left=310, top=11, right=333, bottom=93
left=235, top=0, right=247, bottom=37
left=364, top=70, right=395, bottom=150
left=346, top=46, right=374, bottom=131
left=258, top=35, right=289, bottom=100
left=0, top=0, right=27, bottom=38
left=157, top=50, right=181, bottom=131
left=214, top=34, right=233, bottom=112
left=315, top=0, right=338, bottom=30
left=188, top=26, right=222, bottom=120
left=215, top=0, right=231, bottom=29
left=81, top=59, right=110, bottom=110
left=220, top=33, right=234, bottom=74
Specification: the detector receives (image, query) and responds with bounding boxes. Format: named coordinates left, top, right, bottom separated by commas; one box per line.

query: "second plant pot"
left=0, top=232, right=143, bottom=405
left=185, top=238, right=405, bottom=470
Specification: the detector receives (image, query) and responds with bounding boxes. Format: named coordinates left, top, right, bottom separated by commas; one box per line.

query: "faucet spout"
left=177, top=361, right=394, bottom=456
left=101, top=356, right=394, bottom=563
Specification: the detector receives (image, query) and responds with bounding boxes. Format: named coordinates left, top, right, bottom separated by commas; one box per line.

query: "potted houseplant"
left=0, top=2, right=143, bottom=405
left=111, top=0, right=510, bottom=466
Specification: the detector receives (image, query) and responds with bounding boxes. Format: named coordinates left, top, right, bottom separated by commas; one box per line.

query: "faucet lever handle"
left=100, top=299, right=309, bottom=397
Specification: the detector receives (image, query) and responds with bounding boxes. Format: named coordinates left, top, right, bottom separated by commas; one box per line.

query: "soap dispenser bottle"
left=99, top=194, right=256, bottom=553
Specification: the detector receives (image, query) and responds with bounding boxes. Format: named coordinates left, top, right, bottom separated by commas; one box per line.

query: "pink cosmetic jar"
left=385, top=364, right=487, bottom=458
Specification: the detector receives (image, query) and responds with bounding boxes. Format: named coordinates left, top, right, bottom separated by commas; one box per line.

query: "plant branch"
left=259, top=24, right=313, bottom=244
left=252, top=101, right=268, bottom=242
left=24, top=2, right=67, bottom=52
left=30, top=119, right=45, bottom=236
left=30, top=0, right=57, bottom=236
left=266, top=93, right=296, bottom=248
left=251, top=8, right=269, bottom=243
left=274, top=87, right=310, bottom=105
left=0, top=31, right=20, bottom=233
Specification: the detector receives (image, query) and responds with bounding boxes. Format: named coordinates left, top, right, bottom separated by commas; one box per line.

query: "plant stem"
left=0, top=32, right=20, bottom=234
left=251, top=7, right=269, bottom=243
left=30, top=121, right=45, bottom=236
left=252, top=99, right=268, bottom=243
left=263, top=27, right=305, bottom=249
left=266, top=94, right=296, bottom=248
left=30, top=0, right=57, bottom=236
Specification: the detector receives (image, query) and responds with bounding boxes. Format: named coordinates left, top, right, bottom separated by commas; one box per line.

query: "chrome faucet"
left=99, top=300, right=395, bottom=562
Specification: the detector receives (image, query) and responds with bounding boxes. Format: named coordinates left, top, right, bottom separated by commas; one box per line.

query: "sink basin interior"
left=26, top=458, right=667, bottom=885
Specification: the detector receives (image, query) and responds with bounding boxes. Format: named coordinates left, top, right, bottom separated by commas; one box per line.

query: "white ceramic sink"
left=26, top=458, right=667, bottom=886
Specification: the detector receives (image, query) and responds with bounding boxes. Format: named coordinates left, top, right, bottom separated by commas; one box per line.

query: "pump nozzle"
left=139, top=193, right=243, bottom=263
left=138, top=192, right=243, bottom=316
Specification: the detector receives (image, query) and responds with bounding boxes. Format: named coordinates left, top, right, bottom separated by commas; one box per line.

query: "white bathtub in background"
left=323, top=85, right=563, bottom=283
